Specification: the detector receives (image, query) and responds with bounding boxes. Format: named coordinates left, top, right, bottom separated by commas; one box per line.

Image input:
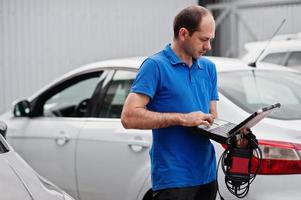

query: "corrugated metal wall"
left=208, top=0, right=301, bottom=57
left=0, top=0, right=197, bottom=114
left=238, top=2, right=301, bottom=56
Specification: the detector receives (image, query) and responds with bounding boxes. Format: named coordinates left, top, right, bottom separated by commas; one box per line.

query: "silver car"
left=241, top=34, right=301, bottom=71
left=1, top=57, right=301, bottom=200
left=0, top=121, right=74, bottom=200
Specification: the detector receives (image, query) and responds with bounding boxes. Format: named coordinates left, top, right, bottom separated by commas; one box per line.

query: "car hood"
left=0, top=151, right=66, bottom=200
left=0, top=112, right=13, bottom=123
left=0, top=157, right=33, bottom=200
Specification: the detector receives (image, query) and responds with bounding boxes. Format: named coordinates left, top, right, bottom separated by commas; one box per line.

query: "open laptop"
left=195, top=103, right=281, bottom=144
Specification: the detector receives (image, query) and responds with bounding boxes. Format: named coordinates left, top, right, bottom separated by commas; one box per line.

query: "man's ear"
left=178, top=27, right=189, bottom=41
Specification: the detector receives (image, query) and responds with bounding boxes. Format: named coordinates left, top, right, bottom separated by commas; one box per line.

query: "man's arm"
left=121, top=93, right=214, bottom=129
left=209, top=101, right=218, bottom=119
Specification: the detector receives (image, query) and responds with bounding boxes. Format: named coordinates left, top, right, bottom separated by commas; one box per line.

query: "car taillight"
left=252, top=139, right=301, bottom=175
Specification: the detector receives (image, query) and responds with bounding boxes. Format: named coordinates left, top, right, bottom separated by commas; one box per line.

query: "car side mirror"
left=13, top=100, right=31, bottom=117
left=0, top=121, right=7, bottom=138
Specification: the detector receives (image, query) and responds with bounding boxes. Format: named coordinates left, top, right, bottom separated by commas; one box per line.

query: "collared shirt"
left=131, top=44, right=219, bottom=191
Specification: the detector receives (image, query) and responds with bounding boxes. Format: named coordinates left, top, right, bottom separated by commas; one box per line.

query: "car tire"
left=143, top=189, right=153, bottom=200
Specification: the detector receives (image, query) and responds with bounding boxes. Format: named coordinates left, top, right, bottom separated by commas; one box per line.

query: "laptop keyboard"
left=210, top=122, right=237, bottom=136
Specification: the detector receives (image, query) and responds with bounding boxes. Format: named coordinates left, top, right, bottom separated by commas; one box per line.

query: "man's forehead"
left=195, top=16, right=215, bottom=37
left=194, top=28, right=215, bottom=39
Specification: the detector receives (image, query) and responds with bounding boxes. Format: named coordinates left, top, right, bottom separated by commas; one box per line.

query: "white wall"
left=0, top=0, right=197, bottom=114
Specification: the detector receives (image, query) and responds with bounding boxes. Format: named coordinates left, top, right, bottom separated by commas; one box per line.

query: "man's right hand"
left=180, top=111, right=214, bottom=127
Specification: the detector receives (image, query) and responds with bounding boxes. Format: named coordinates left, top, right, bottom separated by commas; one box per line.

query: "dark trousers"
left=153, top=181, right=217, bottom=200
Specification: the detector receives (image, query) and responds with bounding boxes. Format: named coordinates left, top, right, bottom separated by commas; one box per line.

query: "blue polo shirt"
left=131, top=44, right=219, bottom=191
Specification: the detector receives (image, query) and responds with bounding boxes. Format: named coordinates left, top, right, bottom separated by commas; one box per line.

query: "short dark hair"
left=173, top=5, right=211, bottom=39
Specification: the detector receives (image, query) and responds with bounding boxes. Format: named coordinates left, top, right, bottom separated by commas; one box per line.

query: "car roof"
left=68, top=56, right=293, bottom=73
left=242, top=39, right=301, bottom=63
left=208, top=56, right=292, bottom=72
left=272, top=32, right=301, bottom=40
left=44, top=57, right=292, bottom=88
left=243, top=32, right=301, bottom=53
left=28, top=56, right=296, bottom=101
left=244, top=40, right=301, bottom=52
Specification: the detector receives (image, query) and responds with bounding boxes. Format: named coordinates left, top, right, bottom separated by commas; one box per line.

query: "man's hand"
left=122, top=93, right=216, bottom=129
left=236, top=128, right=251, bottom=148
left=180, top=111, right=214, bottom=127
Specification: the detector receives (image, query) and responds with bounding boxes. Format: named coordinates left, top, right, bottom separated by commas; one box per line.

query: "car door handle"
left=127, top=140, right=150, bottom=148
left=127, top=140, right=150, bottom=152
left=55, top=132, right=70, bottom=146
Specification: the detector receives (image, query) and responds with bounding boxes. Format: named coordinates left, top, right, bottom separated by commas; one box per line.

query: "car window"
left=219, top=70, right=301, bottom=120
left=262, top=52, right=287, bottom=65
left=97, top=70, right=136, bottom=118
left=43, top=73, right=104, bottom=118
left=286, top=51, right=301, bottom=67
left=0, top=136, right=8, bottom=153
left=0, top=141, right=6, bottom=153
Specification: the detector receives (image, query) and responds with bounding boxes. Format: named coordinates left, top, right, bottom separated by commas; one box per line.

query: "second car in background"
left=241, top=32, right=301, bottom=71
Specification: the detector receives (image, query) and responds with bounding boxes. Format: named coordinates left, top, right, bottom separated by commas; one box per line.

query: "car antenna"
left=248, top=19, right=286, bottom=68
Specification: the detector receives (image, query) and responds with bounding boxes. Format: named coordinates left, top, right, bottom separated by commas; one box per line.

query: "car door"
left=76, top=70, right=152, bottom=200
left=7, top=70, right=112, bottom=199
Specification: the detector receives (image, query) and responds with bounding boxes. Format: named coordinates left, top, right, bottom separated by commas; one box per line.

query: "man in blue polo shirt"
left=121, top=5, right=218, bottom=200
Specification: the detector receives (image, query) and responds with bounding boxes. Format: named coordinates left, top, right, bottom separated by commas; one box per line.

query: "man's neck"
left=171, top=42, right=193, bottom=67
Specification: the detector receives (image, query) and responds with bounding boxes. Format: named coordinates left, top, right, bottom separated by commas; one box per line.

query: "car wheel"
left=143, top=189, right=153, bottom=200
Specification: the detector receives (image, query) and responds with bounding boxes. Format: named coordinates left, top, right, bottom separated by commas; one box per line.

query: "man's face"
left=183, top=15, right=215, bottom=59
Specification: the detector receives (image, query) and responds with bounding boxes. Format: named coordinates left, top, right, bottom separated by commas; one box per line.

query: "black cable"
left=216, top=132, right=262, bottom=199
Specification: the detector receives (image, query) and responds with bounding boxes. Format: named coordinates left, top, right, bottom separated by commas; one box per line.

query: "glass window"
left=0, top=122, right=8, bottom=153
left=286, top=51, right=301, bottom=67
left=262, top=52, right=287, bottom=65
left=0, top=142, right=6, bottom=153
left=97, top=70, right=136, bottom=118
left=219, top=70, right=301, bottom=120
left=0, top=136, right=7, bottom=153
left=43, top=74, right=103, bottom=117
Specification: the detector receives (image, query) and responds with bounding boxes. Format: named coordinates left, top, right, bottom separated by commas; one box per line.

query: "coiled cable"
left=216, top=131, right=262, bottom=199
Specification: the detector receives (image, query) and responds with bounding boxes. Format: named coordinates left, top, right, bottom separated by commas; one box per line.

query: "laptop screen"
left=229, top=103, right=281, bottom=135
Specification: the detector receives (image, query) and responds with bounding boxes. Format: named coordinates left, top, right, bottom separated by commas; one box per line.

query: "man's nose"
left=204, top=41, right=211, bottom=51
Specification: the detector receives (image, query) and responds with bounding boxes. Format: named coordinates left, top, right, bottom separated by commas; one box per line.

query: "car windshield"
left=219, top=70, right=301, bottom=120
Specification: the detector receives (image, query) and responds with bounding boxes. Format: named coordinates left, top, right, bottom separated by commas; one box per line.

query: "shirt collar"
left=163, top=44, right=203, bottom=69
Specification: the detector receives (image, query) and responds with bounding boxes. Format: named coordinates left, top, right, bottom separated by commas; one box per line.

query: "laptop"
left=194, top=103, right=281, bottom=144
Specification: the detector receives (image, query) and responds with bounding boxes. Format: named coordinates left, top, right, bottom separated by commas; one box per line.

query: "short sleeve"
left=131, top=58, right=160, bottom=99
left=209, top=63, right=219, bottom=101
